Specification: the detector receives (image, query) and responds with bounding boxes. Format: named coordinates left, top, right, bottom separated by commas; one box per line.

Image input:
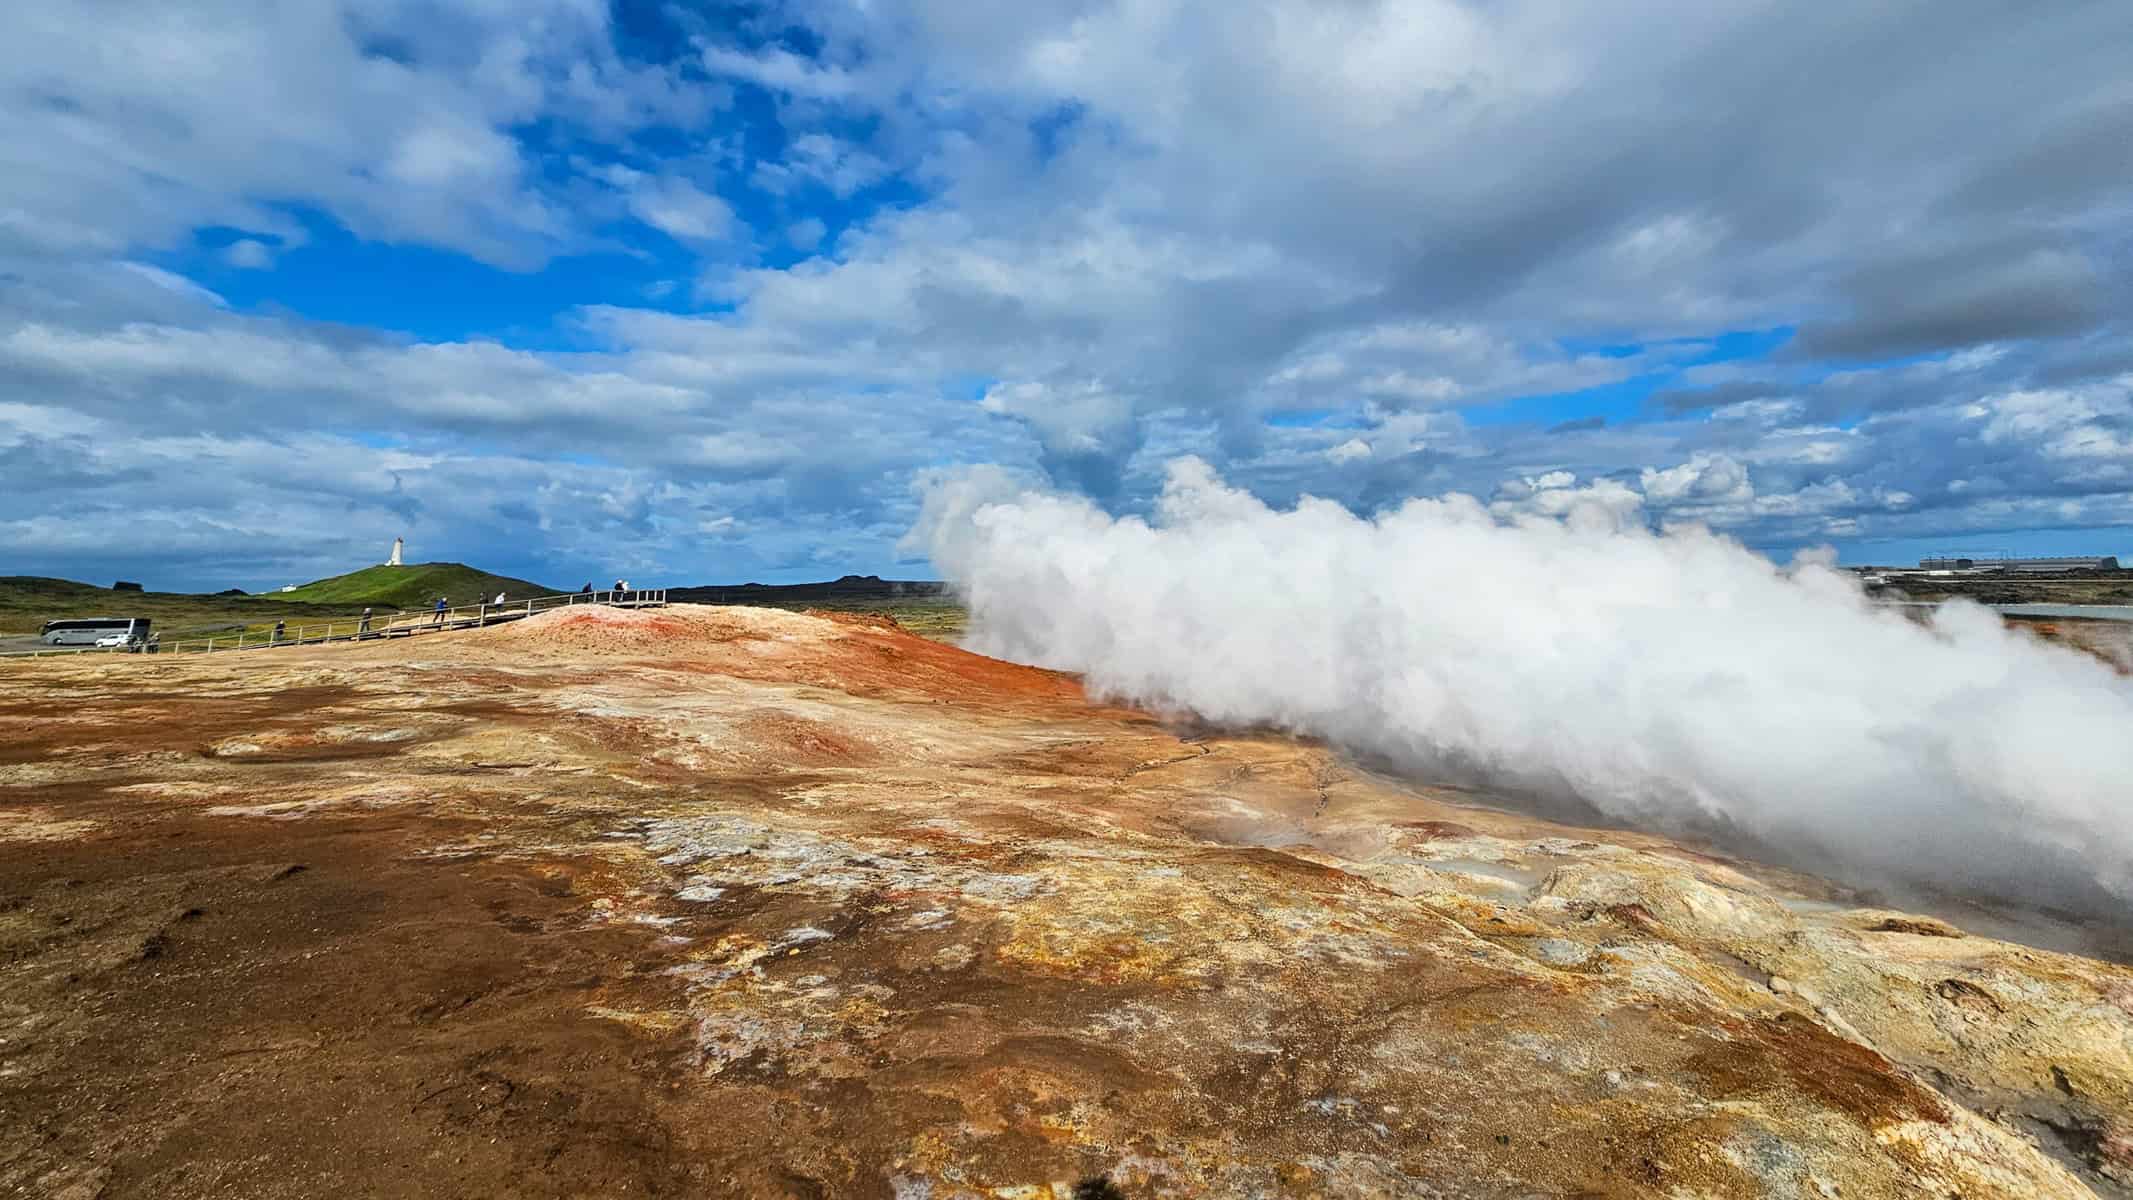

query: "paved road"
left=0, top=635, right=148, bottom=657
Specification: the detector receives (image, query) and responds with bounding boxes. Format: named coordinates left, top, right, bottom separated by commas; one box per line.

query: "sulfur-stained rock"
left=2, top=604, right=2129, bottom=1199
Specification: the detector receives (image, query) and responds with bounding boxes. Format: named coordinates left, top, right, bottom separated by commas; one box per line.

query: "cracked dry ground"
left=3, top=605, right=2131, bottom=1199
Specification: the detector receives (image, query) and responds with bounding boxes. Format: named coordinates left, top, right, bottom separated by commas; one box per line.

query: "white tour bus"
left=39, top=617, right=152, bottom=647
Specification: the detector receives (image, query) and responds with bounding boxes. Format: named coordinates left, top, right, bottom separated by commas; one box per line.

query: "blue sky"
left=2, top=1, right=2129, bottom=591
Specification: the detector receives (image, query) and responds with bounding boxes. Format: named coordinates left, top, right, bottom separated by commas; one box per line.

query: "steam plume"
left=916, top=459, right=2133, bottom=912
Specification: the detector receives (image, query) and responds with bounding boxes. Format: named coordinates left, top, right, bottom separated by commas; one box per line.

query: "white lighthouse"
left=387, top=537, right=403, bottom=567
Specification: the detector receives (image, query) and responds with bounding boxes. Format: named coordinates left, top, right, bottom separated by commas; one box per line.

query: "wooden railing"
left=6, top=589, right=667, bottom=659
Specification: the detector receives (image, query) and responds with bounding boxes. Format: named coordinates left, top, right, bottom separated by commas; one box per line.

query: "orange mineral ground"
left=3, top=604, right=2131, bottom=1198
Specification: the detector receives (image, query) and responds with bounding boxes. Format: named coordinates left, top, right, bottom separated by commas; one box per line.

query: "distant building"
left=2001, top=555, right=2120, bottom=573
left=1917, top=555, right=2120, bottom=572
left=387, top=536, right=404, bottom=567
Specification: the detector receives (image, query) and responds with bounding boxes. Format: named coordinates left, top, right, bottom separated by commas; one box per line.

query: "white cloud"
left=0, top=1, right=710, bottom=267
left=1325, top=438, right=1370, bottom=464
left=625, top=176, right=734, bottom=243
left=113, top=263, right=226, bottom=308
left=221, top=239, right=274, bottom=269
left=753, top=133, right=890, bottom=198
left=1975, top=387, right=2133, bottom=461
left=384, top=121, right=518, bottom=189
left=980, top=380, right=1133, bottom=456
left=699, top=45, right=861, bottom=100
left=1639, top=453, right=1754, bottom=507
left=1, top=0, right=2130, bottom=584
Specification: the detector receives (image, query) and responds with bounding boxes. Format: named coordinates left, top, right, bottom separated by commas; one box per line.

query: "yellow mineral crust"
left=2, top=604, right=2128, bottom=1198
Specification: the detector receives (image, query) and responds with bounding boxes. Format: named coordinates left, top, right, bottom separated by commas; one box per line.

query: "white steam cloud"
left=917, top=459, right=2133, bottom=912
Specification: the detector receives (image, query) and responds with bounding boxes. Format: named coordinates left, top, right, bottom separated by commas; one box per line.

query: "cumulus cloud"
left=1639, top=453, right=1754, bottom=508
left=919, top=459, right=2133, bottom=914
left=653, top=0, right=2132, bottom=526
left=0, top=395, right=956, bottom=591
left=2, top=0, right=2130, bottom=586
left=0, top=0, right=708, bottom=267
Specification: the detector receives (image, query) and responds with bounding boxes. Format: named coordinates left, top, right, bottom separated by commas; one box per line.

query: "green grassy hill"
left=0, top=576, right=374, bottom=639
left=267, top=562, right=560, bottom=609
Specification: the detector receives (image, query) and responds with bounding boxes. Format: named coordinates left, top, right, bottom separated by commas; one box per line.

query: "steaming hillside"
left=919, top=459, right=2133, bottom=919
left=5, top=604, right=2129, bottom=1195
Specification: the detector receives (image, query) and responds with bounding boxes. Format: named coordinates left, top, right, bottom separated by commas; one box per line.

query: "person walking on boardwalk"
left=272, top=620, right=285, bottom=645
left=432, top=596, right=447, bottom=625
left=358, top=607, right=372, bottom=637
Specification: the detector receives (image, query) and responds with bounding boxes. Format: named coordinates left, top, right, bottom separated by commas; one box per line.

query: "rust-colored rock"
left=3, top=605, right=2129, bottom=1198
